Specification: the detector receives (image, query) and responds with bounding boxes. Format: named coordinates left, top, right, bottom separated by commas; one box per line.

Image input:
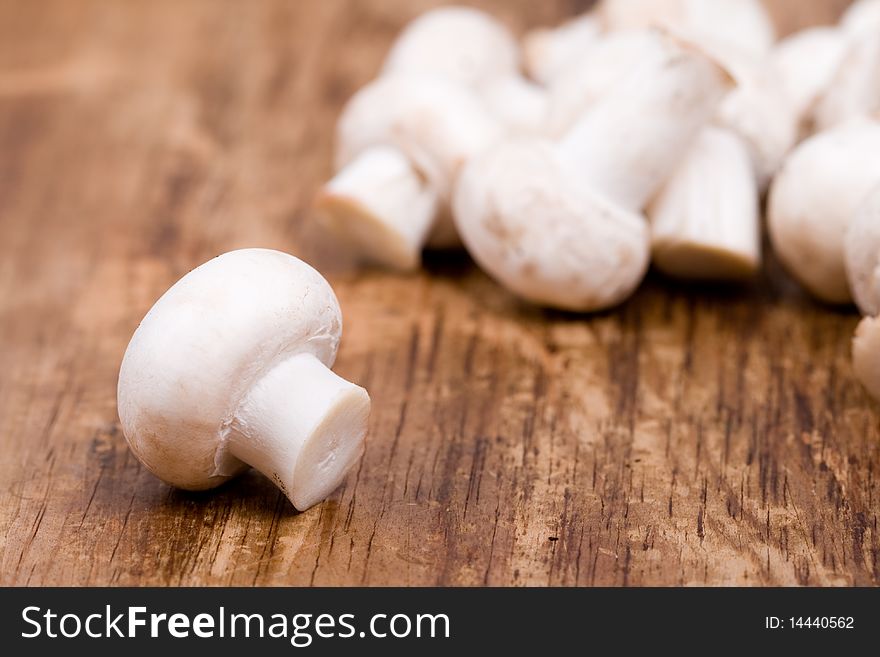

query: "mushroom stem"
left=227, top=352, right=370, bottom=510
left=649, top=127, right=760, bottom=280
left=557, top=32, right=732, bottom=210
left=315, top=145, right=438, bottom=271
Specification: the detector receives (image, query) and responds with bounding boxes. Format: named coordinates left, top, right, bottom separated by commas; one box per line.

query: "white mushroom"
left=812, top=33, right=880, bottom=132
left=649, top=127, right=760, bottom=280
left=845, top=184, right=880, bottom=316
left=117, top=249, right=371, bottom=510
left=454, top=139, right=650, bottom=311
left=317, top=7, right=550, bottom=266
left=599, top=0, right=776, bottom=59
left=382, top=6, right=548, bottom=134
left=522, top=12, right=603, bottom=86
left=382, top=7, right=548, bottom=249
left=768, top=117, right=880, bottom=304
left=771, top=27, right=850, bottom=129
left=333, top=75, right=500, bottom=201
left=382, top=6, right=518, bottom=89
left=315, top=75, right=502, bottom=269
left=453, top=33, right=732, bottom=311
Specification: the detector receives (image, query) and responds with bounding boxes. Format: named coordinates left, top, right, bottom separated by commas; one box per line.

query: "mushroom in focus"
left=117, top=248, right=371, bottom=510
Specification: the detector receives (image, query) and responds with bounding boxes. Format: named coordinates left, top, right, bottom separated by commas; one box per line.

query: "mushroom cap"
left=768, top=117, right=880, bottom=304
left=845, top=184, right=880, bottom=316
left=382, top=6, right=519, bottom=88
left=453, top=138, right=650, bottom=312
left=335, top=74, right=502, bottom=200
left=117, top=249, right=342, bottom=490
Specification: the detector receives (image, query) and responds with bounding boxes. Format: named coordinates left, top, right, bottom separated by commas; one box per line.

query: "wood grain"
left=1, top=0, right=874, bottom=587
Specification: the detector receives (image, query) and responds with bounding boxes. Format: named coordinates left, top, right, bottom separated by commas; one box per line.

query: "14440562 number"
left=789, top=617, right=854, bottom=629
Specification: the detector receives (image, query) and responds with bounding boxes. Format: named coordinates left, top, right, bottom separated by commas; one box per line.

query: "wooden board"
left=1, top=0, right=874, bottom=587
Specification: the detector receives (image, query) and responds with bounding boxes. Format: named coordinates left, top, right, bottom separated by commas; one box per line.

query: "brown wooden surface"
left=1, top=0, right=874, bottom=587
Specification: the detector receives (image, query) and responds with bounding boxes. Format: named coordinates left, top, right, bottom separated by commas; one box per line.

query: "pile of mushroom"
left=312, top=1, right=880, bottom=394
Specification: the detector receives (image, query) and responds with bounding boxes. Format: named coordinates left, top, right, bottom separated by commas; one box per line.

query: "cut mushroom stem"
left=227, top=352, right=370, bottom=511
left=557, top=30, right=732, bottom=210
left=316, top=145, right=438, bottom=271
left=649, top=127, right=760, bottom=280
